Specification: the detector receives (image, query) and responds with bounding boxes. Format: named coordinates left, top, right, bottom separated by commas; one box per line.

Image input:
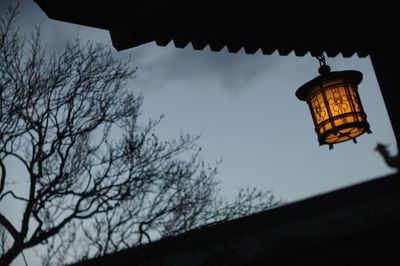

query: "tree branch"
left=0, top=213, right=20, bottom=241
left=0, top=190, right=29, bottom=202
left=0, top=160, right=5, bottom=195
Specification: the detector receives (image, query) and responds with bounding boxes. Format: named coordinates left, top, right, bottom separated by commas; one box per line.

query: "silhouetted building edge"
left=69, top=173, right=400, bottom=266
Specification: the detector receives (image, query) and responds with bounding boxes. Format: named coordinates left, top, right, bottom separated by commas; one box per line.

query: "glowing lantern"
left=296, top=55, right=371, bottom=149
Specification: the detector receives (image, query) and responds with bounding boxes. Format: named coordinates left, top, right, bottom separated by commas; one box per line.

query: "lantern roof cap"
left=296, top=70, right=363, bottom=101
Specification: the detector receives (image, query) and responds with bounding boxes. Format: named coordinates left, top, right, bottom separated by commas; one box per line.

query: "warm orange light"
left=296, top=70, right=371, bottom=149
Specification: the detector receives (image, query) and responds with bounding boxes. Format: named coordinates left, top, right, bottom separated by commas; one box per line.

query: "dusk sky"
left=1, top=1, right=398, bottom=265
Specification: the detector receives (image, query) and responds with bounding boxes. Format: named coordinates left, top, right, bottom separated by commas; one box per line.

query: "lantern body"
left=296, top=70, right=371, bottom=148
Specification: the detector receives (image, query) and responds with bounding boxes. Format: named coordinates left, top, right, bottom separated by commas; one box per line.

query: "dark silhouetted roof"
left=70, top=173, right=400, bottom=266
left=34, top=1, right=398, bottom=57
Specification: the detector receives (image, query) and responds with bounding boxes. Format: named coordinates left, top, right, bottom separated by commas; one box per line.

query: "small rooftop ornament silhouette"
left=375, top=143, right=400, bottom=170
left=296, top=54, right=372, bottom=149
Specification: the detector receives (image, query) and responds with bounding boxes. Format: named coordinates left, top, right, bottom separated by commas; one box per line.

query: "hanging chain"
left=316, top=53, right=330, bottom=75
left=316, top=54, right=326, bottom=66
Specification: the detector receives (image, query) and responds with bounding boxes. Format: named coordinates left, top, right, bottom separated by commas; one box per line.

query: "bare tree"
left=0, top=6, right=279, bottom=266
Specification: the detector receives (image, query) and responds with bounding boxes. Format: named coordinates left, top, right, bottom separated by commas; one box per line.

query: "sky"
left=1, top=0, right=398, bottom=265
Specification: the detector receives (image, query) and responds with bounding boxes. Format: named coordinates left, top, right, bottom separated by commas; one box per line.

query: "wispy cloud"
left=126, top=43, right=281, bottom=92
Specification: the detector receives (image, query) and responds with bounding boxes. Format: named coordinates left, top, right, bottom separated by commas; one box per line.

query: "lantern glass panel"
left=306, top=78, right=369, bottom=144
